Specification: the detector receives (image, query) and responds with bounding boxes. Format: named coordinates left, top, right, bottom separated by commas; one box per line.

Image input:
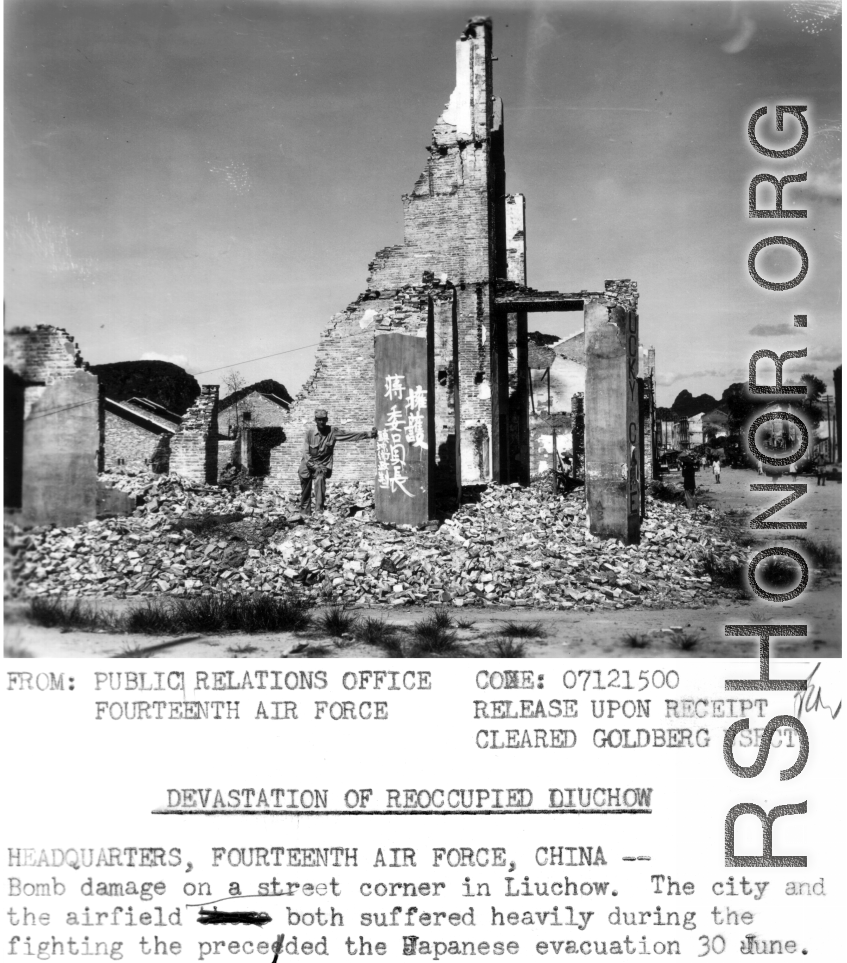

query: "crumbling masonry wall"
left=170, top=386, right=219, bottom=484
left=4, top=326, right=104, bottom=522
left=269, top=18, right=498, bottom=489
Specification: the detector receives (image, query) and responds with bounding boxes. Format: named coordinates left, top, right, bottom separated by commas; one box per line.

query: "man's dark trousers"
left=299, top=463, right=329, bottom=514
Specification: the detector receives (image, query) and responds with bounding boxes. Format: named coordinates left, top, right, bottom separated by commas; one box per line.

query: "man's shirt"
left=302, top=426, right=372, bottom=471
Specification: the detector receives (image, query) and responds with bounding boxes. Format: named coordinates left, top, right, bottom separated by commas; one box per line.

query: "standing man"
left=681, top=456, right=697, bottom=509
left=815, top=451, right=827, bottom=486
left=712, top=455, right=722, bottom=484
left=299, top=409, right=377, bottom=515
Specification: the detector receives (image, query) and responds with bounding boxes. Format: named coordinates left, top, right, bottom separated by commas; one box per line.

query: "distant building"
left=104, top=397, right=177, bottom=472
left=218, top=390, right=290, bottom=437
left=218, top=390, right=289, bottom=478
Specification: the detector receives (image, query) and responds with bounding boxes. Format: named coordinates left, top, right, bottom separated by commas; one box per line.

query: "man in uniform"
left=299, top=409, right=377, bottom=515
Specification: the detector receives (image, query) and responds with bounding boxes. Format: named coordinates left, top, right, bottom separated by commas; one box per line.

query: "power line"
left=195, top=341, right=321, bottom=376
left=24, top=399, right=100, bottom=421
left=18, top=341, right=322, bottom=419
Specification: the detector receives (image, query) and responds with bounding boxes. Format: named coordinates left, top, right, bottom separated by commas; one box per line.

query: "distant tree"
left=721, top=382, right=757, bottom=432
left=89, top=360, right=200, bottom=415
left=671, top=389, right=719, bottom=418
left=222, top=369, right=248, bottom=434
left=797, top=373, right=826, bottom=429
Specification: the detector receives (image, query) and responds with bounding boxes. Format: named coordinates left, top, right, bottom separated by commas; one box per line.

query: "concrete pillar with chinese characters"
left=584, top=300, right=641, bottom=544
left=374, top=332, right=435, bottom=526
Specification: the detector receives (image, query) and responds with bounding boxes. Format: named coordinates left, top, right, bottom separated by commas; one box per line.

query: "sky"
left=4, top=0, right=842, bottom=406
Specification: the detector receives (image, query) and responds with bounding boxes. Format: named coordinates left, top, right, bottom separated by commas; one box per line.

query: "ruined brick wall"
left=270, top=283, right=458, bottom=489
left=4, top=325, right=88, bottom=418
left=104, top=411, right=170, bottom=472
left=4, top=325, right=86, bottom=383
left=269, top=18, right=498, bottom=489
left=170, top=386, right=219, bottom=484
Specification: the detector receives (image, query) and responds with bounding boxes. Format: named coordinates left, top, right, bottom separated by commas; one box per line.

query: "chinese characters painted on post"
left=377, top=373, right=427, bottom=496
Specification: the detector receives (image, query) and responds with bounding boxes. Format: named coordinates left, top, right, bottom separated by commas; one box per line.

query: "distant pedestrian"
left=712, top=457, right=721, bottom=484
left=299, top=409, right=377, bottom=515
left=815, top=452, right=827, bottom=486
left=700, top=454, right=707, bottom=471
left=756, top=459, right=764, bottom=475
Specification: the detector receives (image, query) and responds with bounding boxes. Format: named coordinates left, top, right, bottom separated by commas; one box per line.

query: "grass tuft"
left=408, top=612, right=459, bottom=656
left=317, top=605, right=359, bottom=639
left=123, top=600, right=179, bottom=634
left=624, top=633, right=651, bottom=649
left=356, top=617, right=403, bottom=656
left=454, top=617, right=477, bottom=630
left=27, top=597, right=113, bottom=631
left=797, top=538, right=841, bottom=569
left=124, top=594, right=311, bottom=635
left=496, top=620, right=545, bottom=639
left=670, top=631, right=699, bottom=651
left=488, top=637, right=527, bottom=658
left=236, top=595, right=311, bottom=633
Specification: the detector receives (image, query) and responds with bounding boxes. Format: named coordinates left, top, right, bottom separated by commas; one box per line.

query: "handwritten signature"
left=793, top=662, right=842, bottom=720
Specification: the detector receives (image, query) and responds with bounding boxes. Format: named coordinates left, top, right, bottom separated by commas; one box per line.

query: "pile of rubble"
left=5, top=469, right=745, bottom=610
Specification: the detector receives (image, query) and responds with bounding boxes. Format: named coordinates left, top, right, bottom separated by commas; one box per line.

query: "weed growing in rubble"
left=624, top=633, right=651, bottom=649
left=27, top=597, right=113, bottom=632
left=488, top=638, right=527, bottom=658
left=497, top=620, right=545, bottom=639
left=318, top=606, right=359, bottom=639
left=700, top=549, right=743, bottom=588
left=454, top=617, right=477, bottom=630
left=408, top=612, right=459, bottom=656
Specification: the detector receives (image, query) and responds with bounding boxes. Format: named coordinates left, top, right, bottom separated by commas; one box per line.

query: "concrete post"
left=584, top=300, right=641, bottom=543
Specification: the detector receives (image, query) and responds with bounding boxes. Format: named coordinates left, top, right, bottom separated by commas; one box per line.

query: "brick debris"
left=6, top=470, right=745, bottom=611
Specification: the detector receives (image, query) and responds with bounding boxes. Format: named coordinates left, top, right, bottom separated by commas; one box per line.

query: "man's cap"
left=314, top=408, right=328, bottom=419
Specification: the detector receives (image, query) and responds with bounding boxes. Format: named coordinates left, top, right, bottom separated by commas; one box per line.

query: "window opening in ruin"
left=474, top=371, right=485, bottom=385
left=438, top=369, right=448, bottom=387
